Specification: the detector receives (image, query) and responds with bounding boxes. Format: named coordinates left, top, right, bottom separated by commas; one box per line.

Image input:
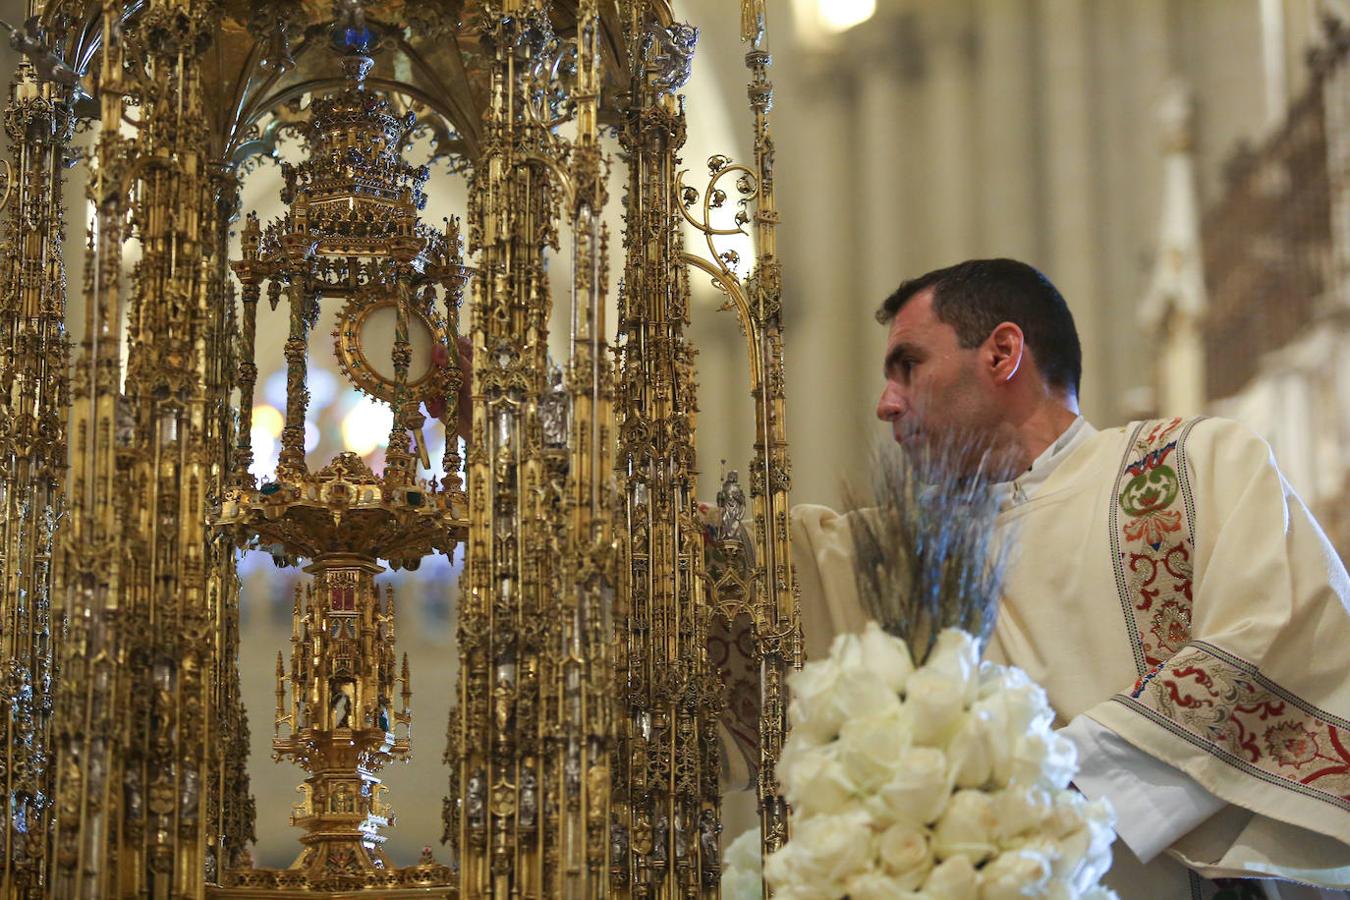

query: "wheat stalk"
left=845, top=433, right=1014, bottom=664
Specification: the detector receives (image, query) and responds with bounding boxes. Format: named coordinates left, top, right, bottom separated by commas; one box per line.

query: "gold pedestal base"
left=210, top=858, right=454, bottom=897
left=208, top=882, right=453, bottom=898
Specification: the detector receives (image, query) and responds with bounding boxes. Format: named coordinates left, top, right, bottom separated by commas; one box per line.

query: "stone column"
left=1139, top=82, right=1208, bottom=418
left=921, top=0, right=979, bottom=266
left=1036, top=0, right=1104, bottom=416
left=974, top=0, right=1039, bottom=261
left=779, top=52, right=859, bottom=507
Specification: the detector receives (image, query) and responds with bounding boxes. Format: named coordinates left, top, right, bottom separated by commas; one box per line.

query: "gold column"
left=276, top=279, right=312, bottom=482
left=741, top=11, right=799, bottom=862
left=449, top=1, right=598, bottom=895
left=208, top=169, right=253, bottom=885
left=87, top=2, right=237, bottom=895
left=0, top=60, right=74, bottom=899
left=612, top=6, right=720, bottom=896
left=51, top=4, right=133, bottom=893
left=231, top=214, right=264, bottom=490
left=560, top=1, right=616, bottom=893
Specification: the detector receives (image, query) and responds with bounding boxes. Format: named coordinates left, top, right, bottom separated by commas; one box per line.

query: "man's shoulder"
left=1116, top=415, right=1278, bottom=482
left=1120, top=415, right=1272, bottom=458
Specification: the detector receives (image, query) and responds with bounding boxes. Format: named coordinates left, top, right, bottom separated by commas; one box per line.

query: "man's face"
left=874, top=289, right=1001, bottom=460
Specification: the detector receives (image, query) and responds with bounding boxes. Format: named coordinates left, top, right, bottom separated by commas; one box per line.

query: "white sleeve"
left=1060, top=714, right=1227, bottom=864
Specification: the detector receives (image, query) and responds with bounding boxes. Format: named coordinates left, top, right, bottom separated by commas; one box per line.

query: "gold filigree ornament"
left=2, top=1, right=800, bottom=897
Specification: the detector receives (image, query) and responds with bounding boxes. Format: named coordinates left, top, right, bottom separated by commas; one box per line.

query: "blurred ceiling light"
left=792, top=0, right=876, bottom=38
left=249, top=437, right=279, bottom=480
left=819, top=0, right=876, bottom=33
left=341, top=395, right=392, bottom=456
left=264, top=368, right=288, bottom=408
left=252, top=403, right=284, bottom=440
left=307, top=360, right=338, bottom=410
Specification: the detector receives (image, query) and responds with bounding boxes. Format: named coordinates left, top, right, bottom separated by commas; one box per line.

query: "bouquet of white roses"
left=760, top=622, right=1118, bottom=900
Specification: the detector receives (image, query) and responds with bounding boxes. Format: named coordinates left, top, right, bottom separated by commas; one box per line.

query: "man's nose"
left=876, top=384, right=905, bottom=422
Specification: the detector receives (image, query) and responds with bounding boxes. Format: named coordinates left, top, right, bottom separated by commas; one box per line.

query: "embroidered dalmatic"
left=792, top=417, right=1350, bottom=898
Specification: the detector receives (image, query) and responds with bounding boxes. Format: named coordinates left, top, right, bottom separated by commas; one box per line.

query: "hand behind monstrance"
left=425, top=336, right=473, bottom=442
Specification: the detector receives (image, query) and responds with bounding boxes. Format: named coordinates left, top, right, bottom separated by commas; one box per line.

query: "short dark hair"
left=877, top=258, right=1082, bottom=396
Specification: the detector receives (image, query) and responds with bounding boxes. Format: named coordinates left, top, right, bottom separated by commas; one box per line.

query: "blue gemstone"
left=343, top=26, right=373, bottom=52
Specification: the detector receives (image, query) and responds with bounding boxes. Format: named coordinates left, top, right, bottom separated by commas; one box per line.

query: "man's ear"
left=986, top=322, right=1025, bottom=385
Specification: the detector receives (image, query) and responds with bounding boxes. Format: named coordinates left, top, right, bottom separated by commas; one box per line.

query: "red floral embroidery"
left=1149, top=599, right=1192, bottom=654
left=1115, top=419, right=1196, bottom=669
left=1126, top=643, right=1350, bottom=803
left=1123, top=508, right=1182, bottom=546
left=1264, top=721, right=1320, bottom=768
left=1114, top=418, right=1350, bottom=814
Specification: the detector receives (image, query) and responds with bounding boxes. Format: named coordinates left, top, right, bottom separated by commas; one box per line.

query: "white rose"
left=839, top=705, right=912, bottom=791
left=723, top=827, right=762, bottom=874
left=903, top=668, right=965, bottom=747
left=866, top=745, right=951, bottom=827
left=830, top=630, right=866, bottom=667
left=779, top=740, right=859, bottom=817
left=843, top=868, right=922, bottom=900
left=1008, top=731, right=1077, bottom=791
left=1048, top=796, right=1115, bottom=891
left=759, top=882, right=832, bottom=900
left=1052, top=826, right=1096, bottom=893
left=787, top=657, right=845, bottom=745
left=971, top=676, right=1053, bottom=787
left=720, top=866, right=763, bottom=900
left=1041, top=880, right=1077, bottom=900
left=876, top=823, right=933, bottom=890
left=789, top=652, right=903, bottom=744
left=976, top=661, right=1031, bottom=699
left=976, top=848, right=1053, bottom=900
left=946, top=714, right=993, bottom=789
left=1042, top=789, right=1089, bottom=838
left=721, top=827, right=764, bottom=900
left=763, top=810, right=874, bottom=896
left=933, top=790, right=998, bottom=865
left=760, top=845, right=802, bottom=896
left=921, top=856, right=978, bottom=900
left=860, top=622, right=915, bottom=692
left=990, top=786, right=1053, bottom=843
left=925, top=629, right=981, bottom=703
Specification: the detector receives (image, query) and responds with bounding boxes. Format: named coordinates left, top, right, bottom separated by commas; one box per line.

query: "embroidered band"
left=1109, top=417, right=1203, bottom=676
left=1114, top=641, right=1350, bottom=811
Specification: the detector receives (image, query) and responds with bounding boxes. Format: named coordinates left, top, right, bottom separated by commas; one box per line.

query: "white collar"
left=995, top=416, right=1096, bottom=510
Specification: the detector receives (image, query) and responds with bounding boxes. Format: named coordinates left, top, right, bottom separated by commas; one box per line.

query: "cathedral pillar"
left=920, top=0, right=978, bottom=266
left=974, top=0, right=1039, bottom=261
left=780, top=53, right=858, bottom=507
left=1140, top=82, right=1207, bottom=419
left=856, top=10, right=920, bottom=336
left=1321, top=21, right=1350, bottom=305
left=1035, top=0, right=1103, bottom=415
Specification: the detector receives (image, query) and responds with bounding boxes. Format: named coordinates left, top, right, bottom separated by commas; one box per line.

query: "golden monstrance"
left=0, top=0, right=799, bottom=897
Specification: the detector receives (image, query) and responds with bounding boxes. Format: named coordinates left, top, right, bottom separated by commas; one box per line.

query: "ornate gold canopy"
left=0, top=0, right=797, bottom=897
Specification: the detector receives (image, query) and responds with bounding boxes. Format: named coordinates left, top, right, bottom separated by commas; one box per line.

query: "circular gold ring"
left=332, top=298, right=449, bottom=404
